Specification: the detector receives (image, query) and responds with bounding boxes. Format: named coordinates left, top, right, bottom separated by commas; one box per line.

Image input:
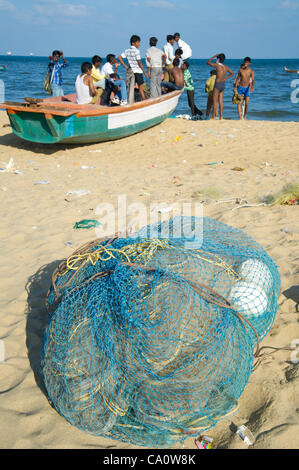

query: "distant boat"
left=6, top=52, right=12, bottom=56
left=30, top=53, right=34, bottom=56
left=2, top=91, right=183, bottom=145
left=284, top=66, right=299, bottom=74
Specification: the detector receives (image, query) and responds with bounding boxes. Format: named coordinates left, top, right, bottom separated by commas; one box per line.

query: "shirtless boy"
left=234, top=57, right=255, bottom=120
left=161, top=58, right=184, bottom=92
left=207, top=53, right=234, bottom=119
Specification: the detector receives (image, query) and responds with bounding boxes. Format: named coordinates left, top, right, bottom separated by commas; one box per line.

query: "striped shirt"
left=48, top=60, right=69, bottom=86
left=121, top=46, right=142, bottom=74
left=184, top=69, right=194, bottom=91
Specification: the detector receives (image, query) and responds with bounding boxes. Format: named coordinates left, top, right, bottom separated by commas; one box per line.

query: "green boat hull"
left=7, top=110, right=172, bottom=145
left=6, top=92, right=182, bottom=145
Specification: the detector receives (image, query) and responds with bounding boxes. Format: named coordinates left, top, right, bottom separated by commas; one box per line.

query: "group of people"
left=48, top=34, right=256, bottom=120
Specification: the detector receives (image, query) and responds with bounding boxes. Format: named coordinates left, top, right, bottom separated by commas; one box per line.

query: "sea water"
left=0, top=56, right=298, bottom=121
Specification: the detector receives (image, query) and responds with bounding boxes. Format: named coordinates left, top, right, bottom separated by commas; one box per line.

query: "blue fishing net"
left=42, top=217, right=280, bottom=448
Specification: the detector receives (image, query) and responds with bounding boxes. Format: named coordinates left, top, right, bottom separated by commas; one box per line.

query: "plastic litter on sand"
left=66, top=190, right=91, bottom=198
left=236, top=425, right=255, bottom=446
left=34, top=180, right=51, bottom=185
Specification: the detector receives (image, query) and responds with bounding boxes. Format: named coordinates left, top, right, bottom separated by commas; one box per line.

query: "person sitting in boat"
left=48, top=50, right=69, bottom=97
left=90, top=55, right=120, bottom=106
left=161, top=58, right=184, bottom=93
left=91, top=55, right=106, bottom=92
left=102, top=54, right=128, bottom=105
left=76, top=62, right=103, bottom=105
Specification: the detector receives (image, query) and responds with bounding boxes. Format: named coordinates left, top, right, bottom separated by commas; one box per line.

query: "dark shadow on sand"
left=0, top=130, right=98, bottom=155
left=283, top=285, right=299, bottom=312
left=25, top=259, right=63, bottom=396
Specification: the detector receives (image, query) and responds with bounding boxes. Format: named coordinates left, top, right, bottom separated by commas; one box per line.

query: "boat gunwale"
left=2, top=90, right=183, bottom=118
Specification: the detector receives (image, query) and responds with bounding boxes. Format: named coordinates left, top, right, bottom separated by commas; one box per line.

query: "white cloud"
left=146, top=0, right=174, bottom=9
left=0, top=0, right=16, bottom=11
left=281, top=0, right=299, bottom=9
left=34, top=0, right=89, bottom=17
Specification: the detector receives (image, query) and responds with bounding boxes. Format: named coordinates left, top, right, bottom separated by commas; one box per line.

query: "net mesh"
left=42, top=217, right=280, bottom=448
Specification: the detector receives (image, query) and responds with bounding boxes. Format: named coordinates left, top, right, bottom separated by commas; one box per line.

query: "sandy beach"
left=0, top=110, right=298, bottom=449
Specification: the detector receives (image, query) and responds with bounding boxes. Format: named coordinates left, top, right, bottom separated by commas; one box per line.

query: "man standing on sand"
left=207, top=53, right=234, bottom=120
left=234, top=57, right=255, bottom=120
left=182, top=61, right=202, bottom=117
left=173, top=33, right=192, bottom=60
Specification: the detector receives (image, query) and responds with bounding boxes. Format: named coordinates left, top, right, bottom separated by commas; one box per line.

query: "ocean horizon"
left=1, top=56, right=299, bottom=122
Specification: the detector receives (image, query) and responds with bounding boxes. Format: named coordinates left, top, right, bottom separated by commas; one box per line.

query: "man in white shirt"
left=146, top=37, right=166, bottom=98
left=174, top=33, right=192, bottom=60
left=102, top=54, right=127, bottom=105
left=163, top=34, right=175, bottom=82
left=118, top=35, right=148, bottom=101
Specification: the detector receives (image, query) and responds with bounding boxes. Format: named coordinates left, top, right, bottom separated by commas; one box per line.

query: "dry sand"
left=0, top=110, right=298, bottom=449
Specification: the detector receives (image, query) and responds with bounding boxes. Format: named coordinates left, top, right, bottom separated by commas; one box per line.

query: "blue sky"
left=0, top=0, right=298, bottom=58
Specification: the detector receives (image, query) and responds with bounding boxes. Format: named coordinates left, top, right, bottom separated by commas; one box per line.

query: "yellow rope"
left=61, top=247, right=131, bottom=275
left=195, top=250, right=241, bottom=280
left=59, top=239, right=169, bottom=278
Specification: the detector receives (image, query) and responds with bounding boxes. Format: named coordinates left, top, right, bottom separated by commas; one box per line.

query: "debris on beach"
left=73, top=220, right=102, bottom=230
left=205, top=161, right=224, bottom=166
left=281, top=227, right=299, bottom=235
left=260, top=183, right=299, bottom=206
left=272, top=183, right=299, bottom=205
left=66, top=190, right=91, bottom=198
left=157, top=205, right=179, bottom=214
left=0, top=158, right=22, bottom=174
left=34, top=180, right=51, bottom=185
left=195, top=436, right=215, bottom=450
left=192, top=187, right=221, bottom=201
left=216, top=198, right=248, bottom=206
left=236, top=425, right=255, bottom=447
left=175, top=114, right=192, bottom=120
left=232, top=167, right=245, bottom=172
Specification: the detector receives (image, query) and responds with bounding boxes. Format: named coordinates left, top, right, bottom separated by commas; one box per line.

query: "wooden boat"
left=2, top=90, right=183, bottom=144
left=0, top=66, right=7, bottom=71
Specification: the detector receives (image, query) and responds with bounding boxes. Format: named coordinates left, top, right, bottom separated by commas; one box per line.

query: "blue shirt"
left=48, top=60, right=69, bottom=86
